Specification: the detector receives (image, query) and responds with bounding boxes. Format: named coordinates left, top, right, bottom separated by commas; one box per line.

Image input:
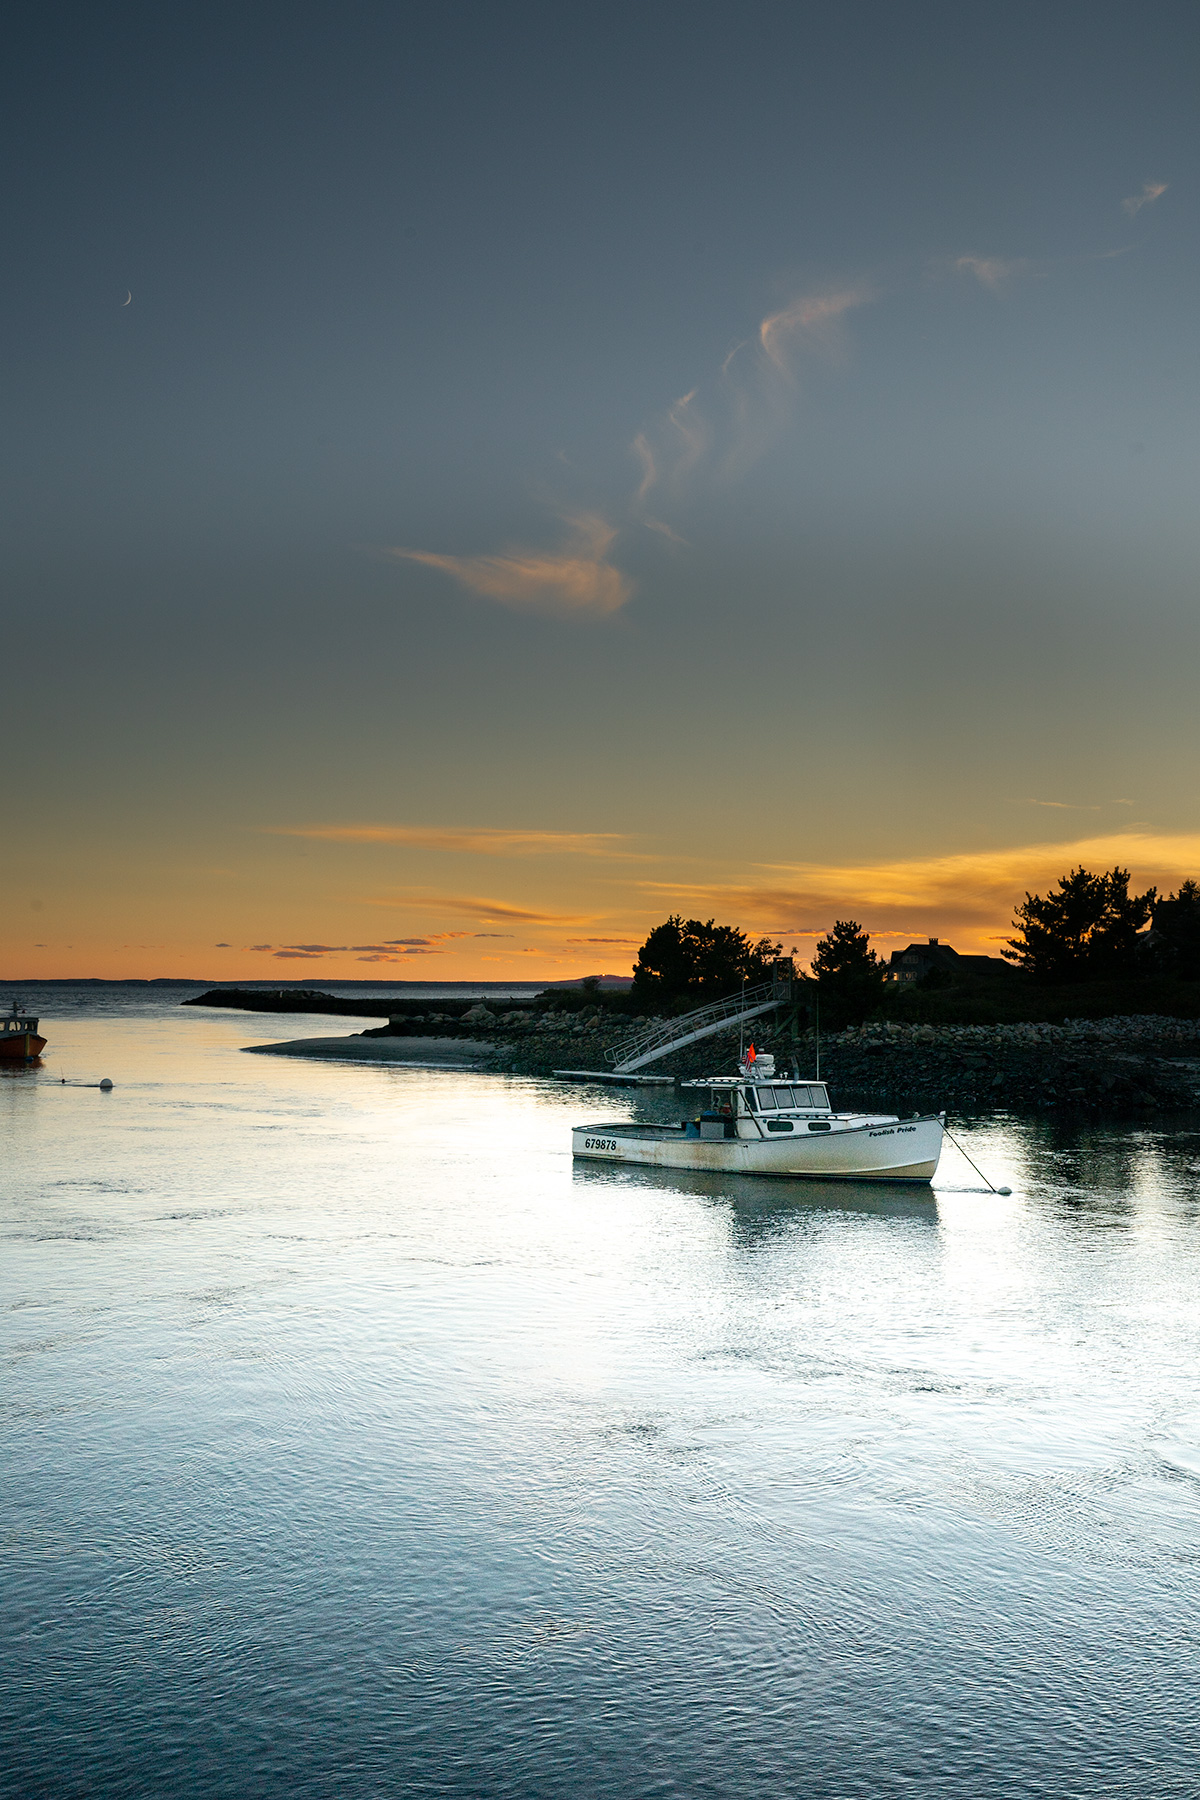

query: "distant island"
left=183, top=975, right=632, bottom=1018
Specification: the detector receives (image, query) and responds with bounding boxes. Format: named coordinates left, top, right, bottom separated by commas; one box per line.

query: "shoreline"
left=241, top=1014, right=1200, bottom=1115
left=243, top=1035, right=498, bottom=1066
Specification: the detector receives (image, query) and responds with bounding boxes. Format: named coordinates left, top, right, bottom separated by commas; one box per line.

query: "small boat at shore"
left=572, top=1052, right=943, bottom=1182
left=0, top=999, right=46, bottom=1063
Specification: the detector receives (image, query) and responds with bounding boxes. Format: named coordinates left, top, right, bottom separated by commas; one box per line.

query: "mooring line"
left=942, top=1123, right=1011, bottom=1195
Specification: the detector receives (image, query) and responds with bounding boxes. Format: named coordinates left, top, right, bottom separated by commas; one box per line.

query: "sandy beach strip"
left=242, top=1034, right=497, bottom=1066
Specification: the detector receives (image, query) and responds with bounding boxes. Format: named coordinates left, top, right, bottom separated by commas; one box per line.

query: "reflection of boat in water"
left=0, top=999, right=46, bottom=1062
left=572, top=1052, right=943, bottom=1183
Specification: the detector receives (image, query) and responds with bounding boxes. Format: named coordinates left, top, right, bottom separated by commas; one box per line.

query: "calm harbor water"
left=4, top=990, right=1200, bottom=1798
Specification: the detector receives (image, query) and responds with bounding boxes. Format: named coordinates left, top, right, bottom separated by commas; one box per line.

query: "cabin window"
left=766, top=1119, right=793, bottom=1132
left=742, top=1088, right=758, bottom=1111
left=807, top=1120, right=832, bottom=1132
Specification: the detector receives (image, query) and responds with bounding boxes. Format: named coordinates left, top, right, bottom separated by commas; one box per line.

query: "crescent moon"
left=123, top=291, right=132, bottom=305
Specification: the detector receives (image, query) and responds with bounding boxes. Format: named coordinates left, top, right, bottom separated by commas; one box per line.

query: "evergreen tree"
left=632, top=916, right=781, bottom=1002
left=810, top=919, right=884, bottom=1024
left=1004, top=866, right=1155, bottom=981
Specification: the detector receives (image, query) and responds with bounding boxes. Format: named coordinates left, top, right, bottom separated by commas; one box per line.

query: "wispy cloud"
left=352, top=941, right=429, bottom=952
left=664, top=389, right=711, bottom=479
left=631, top=433, right=657, bottom=502
left=566, top=936, right=638, bottom=945
left=1122, top=180, right=1168, bottom=217
left=637, top=831, right=1200, bottom=955
left=268, top=824, right=630, bottom=857
left=1024, top=798, right=1101, bottom=811
left=759, top=287, right=873, bottom=373
left=642, top=516, right=689, bottom=546
left=384, top=512, right=631, bottom=619
left=368, top=892, right=597, bottom=925
left=630, top=283, right=875, bottom=507
left=244, top=935, right=457, bottom=962
left=953, top=255, right=1032, bottom=291
left=355, top=948, right=439, bottom=960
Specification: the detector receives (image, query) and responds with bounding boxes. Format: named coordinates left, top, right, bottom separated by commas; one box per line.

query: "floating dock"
left=553, top=1068, right=675, bottom=1086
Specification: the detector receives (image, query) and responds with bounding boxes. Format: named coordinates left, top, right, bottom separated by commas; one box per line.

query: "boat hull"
left=573, top=1116, right=943, bottom=1182
left=0, top=1033, right=45, bottom=1062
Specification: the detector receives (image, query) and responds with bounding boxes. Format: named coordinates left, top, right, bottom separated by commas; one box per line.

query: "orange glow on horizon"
left=7, top=829, right=1199, bottom=982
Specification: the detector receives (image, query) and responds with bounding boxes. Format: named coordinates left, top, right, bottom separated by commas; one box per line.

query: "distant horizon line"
left=0, top=974, right=628, bottom=988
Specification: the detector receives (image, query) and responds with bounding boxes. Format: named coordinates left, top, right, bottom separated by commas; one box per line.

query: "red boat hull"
left=0, top=1033, right=46, bottom=1061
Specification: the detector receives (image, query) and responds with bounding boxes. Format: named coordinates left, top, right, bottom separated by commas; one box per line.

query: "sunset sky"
left=5, top=2, right=1198, bottom=980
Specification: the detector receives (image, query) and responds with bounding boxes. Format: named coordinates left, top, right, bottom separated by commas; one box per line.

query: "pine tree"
left=632, top=917, right=781, bottom=1002
left=810, top=919, right=884, bottom=1024
left=1004, top=867, right=1155, bottom=981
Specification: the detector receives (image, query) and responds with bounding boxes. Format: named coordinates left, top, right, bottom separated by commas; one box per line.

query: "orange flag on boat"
left=746, top=1043, right=756, bottom=1064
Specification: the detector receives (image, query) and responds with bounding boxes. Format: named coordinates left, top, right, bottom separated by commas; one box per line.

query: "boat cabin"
left=2, top=1007, right=38, bottom=1035
left=680, top=1075, right=832, bottom=1139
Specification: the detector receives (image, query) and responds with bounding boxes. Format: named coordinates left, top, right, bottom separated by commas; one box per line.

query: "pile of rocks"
left=808, top=1017, right=1200, bottom=1115
left=364, top=1005, right=1200, bottom=1113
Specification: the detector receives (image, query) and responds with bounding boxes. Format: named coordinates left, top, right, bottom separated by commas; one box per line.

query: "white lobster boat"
left=572, top=1053, right=943, bottom=1183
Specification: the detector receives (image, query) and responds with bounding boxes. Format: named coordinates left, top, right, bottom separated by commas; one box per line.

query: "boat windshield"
left=754, top=1084, right=828, bottom=1111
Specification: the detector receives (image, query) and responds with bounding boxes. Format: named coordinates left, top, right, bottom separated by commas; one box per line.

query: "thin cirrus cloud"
left=245, top=938, right=447, bottom=961
left=638, top=831, right=1200, bottom=951
left=953, top=255, right=1032, bottom=291
left=354, top=932, right=487, bottom=960
left=1122, top=181, right=1168, bottom=217
left=368, top=891, right=597, bottom=925
left=268, top=824, right=631, bottom=857
left=354, top=949, right=438, bottom=961
left=383, top=512, right=631, bottom=620
left=758, top=286, right=874, bottom=372
left=385, top=231, right=1147, bottom=620
left=566, top=936, right=638, bottom=945
left=629, top=284, right=876, bottom=510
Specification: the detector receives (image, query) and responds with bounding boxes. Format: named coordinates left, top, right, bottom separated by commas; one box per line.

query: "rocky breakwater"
left=820, top=1016, right=1200, bottom=1116
left=363, top=1002, right=636, bottom=1073
left=364, top=1005, right=1200, bottom=1114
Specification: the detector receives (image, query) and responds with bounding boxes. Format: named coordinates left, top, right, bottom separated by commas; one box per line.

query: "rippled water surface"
left=4, top=994, right=1200, bottom=1798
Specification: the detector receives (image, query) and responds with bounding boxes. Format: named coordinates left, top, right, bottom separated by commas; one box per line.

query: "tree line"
left=631, top=872, right=1200, bottom=1018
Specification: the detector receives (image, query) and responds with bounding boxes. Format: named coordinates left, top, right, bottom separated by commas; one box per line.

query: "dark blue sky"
left=5, top=1, right=1198, bottom=975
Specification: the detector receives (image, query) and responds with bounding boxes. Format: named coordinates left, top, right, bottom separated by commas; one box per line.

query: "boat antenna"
left=814, top=985, right=820, bottom=1080
left=738, top=974, right=747, bottom=1063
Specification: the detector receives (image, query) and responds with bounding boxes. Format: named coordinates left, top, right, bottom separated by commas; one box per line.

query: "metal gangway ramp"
left=604, top=970, right=794, bottom=1073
